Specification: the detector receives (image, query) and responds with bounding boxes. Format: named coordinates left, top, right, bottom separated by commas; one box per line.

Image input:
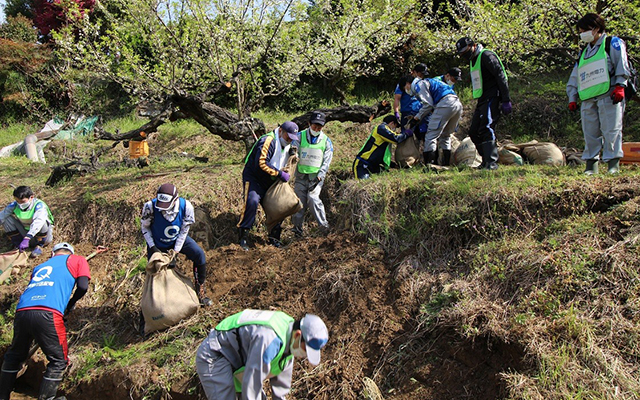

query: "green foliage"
left=0, top=15, right=38, bottom=43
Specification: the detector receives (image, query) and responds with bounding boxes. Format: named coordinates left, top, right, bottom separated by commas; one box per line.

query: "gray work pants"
left=196, top=338, right=238, bottom=400
left=581, top=95, right=624, bottom=161
left=423, top=95, right=463, bottom=153
left=2, top=216, right=53, bottom=247
left=292, top=174, right=328, bottom=233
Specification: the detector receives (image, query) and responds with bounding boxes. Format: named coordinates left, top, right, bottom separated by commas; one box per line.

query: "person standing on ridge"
left=456, top=37, right=512, bottom=170
left=292, top=112, right=333, bottom=238
left=238, top=122, right=300, bottom=249
left=566, top=13, right=631, bottom=175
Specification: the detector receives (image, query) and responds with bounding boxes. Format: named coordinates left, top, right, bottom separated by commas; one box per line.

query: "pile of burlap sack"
left=396, top=135, right=583, bottom=168
left=0, top=250, right=28, bottom=284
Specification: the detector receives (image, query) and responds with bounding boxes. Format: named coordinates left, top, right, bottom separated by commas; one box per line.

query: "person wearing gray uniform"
left=195, top=309, right=328, bottom=400
left=0, top=186, right=53, bottom=258
left=401, top=75, right=463, bottom=166
left=566, top=13, right=631, bottom=175
left=292, top=112, right=333, bottom=237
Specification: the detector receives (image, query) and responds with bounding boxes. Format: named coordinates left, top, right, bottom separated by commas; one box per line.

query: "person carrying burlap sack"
left=238, top=122, right=300, bottom=250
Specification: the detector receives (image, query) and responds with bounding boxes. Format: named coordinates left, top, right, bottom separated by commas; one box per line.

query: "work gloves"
left=278, top=170, right=290, bottom=182
left=404, top=128, right=414, bottom=137
left=309, top=176, right=322, bottom=192
left=568, top=102, right=578, bottom=112
left=500, top=101, right=513, bottom=115
left=394, top=111, right=401, bottom=120
left=611, top=85, right=625, bottom=104
left=18, top=237, right=30, bottom=251
left=149, top=245, right=160, bottom=255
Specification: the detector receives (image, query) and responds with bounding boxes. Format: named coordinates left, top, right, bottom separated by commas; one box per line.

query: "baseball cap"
left=156, top=183, right=178, bottom=210
left=280, top=121, right=300, bottom=141
left=412, top=63, right=428, bottom=75
left=456, top=37, right=474, bottom=54
left=448, top=67, right=463, bottom=81
left=300, top=314, right=328, bottom=365
left=52, top=242, right=75, bottom=254
left=310, top=112, right=326, bottom=126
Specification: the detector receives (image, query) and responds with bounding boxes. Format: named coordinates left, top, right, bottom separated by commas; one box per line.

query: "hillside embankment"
left=1, top=148, right=639, bottom=399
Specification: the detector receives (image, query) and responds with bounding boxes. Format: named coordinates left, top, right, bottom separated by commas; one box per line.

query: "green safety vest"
left=297, top=130, right=327, bottom=174
left=470, top=49, right=507, bottom=99
left=577, top=39, right=610, bottom=100
left=244, top=131, right=276, bottom=164
left=357, top=126, right=392, bottom=169
left=215, top=310, right=294, bottom=392
left=13, top=199, right=53, bottom=230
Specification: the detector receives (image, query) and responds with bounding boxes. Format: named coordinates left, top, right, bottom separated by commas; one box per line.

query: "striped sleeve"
left=258, top=135, right=280, bottom=177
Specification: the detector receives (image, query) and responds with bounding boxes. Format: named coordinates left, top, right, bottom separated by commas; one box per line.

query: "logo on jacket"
left=162, top=225, right=180, bottom=241
left=33, top=266, right=53, bottom=282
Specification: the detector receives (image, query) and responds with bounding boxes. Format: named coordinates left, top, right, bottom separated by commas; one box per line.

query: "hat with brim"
left=456, top=37, right=474, bottom=54
left=280, top=121, right=300, bottom=141
left=448, top=67, right=463, bottom=81
left=156, top=183, right=178, bottom=210
left=310, top=112, right=326, bottom=127
left=300, top=314, right=328, bottom=366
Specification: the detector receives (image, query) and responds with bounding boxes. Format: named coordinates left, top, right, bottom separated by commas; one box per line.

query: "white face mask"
left=446, top=79, right=455, bottom=86
left=580, top=30, right=595, bottom=43
left=18, top=199, right=32, bottom=211
left=309, top=128, right=320, bottom=137
left=279, top=135, right=289, bottom=148
left=290, top=337, right=307, bottom=359
left=405, top=88, right=412, bottom=96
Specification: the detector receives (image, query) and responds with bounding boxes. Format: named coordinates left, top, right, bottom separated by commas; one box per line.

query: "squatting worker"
left=141, top=183, right=212, bottom=306
left=0, top=242, right=89, bottom=400
left=195, top=309, right=328, bottom=400
left=238, top=122, right=299, bottom=250
left=0, top=185, right=54, bottom=258
left=402, top=73, right=463, bottom=167
left=566, top=13, right=631, bottom=175
left=353, top=114, right=412, bottom=179
left=456, top=37, right=512, bottom=170
left=292, top=112, right=333, bottom=238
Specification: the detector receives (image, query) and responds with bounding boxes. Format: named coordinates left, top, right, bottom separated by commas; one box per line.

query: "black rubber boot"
left=480, top=141, right=499, bottom=170
left=0, top=371, right=17, bottom=400
left=441, top=149, right=451, bottom=166
left=422, top=151, right=436, bottom=165
left=195, top=281, right=213, bottom=307
left=268, top=226, right=283, bottom=248
left=238, top=228, right=249, bottom=251
left=38, top=378, right=61, bottom=400
left=584, top=159, right=598, bottom=175
left=607, top=158, right=620, bottom=174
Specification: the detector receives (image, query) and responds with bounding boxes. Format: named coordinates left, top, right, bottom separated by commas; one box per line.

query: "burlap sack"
left=436, top=135, right=461, bottom=165
left=395, top=136, right=421, bottom=168
left=141, top=251, right=199, bottom=334
left=521, top=142, right=566, bottom=166
left=453, top=137, right=482, bottom=167
left=498, top=148, right=524, bottom=166
left=263, top=156, right=303, bottom=231
left=0, top=250, right=28, bottom=284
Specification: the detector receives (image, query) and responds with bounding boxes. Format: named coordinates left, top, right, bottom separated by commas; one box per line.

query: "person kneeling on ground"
left=0, top=242, right=89, bottom=400
left=292, top=112, right=333, bottom=238
left=195, top=309, right=328, bottom=400
left=0, top=185, right=54, bottom=258
left=141, top=183, right=212, bottom=306
left=238, top=122, right=300, bottom=250
left=353, top=115, right=412, bottom=179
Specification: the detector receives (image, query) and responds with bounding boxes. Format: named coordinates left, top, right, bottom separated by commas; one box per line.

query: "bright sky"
left=0, top=0, right=5, bottom=24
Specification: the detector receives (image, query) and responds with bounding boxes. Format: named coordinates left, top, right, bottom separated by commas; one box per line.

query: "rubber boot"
left=475, top=143, right=485, bottom=169
left=268, top=226, right=282, bottom=248
left=0, top=371, right=18, bottom=400
left=6, top=231, right=22, bottom=249
left=441, top=149, right=451, bottom=166
left=238, top=228, right=249, bottom=251
left=607, top=158, right=620, bottom=174
left=422, top=151, right=436, bottom=166
left=195, top=281, right=213, bottom=307
left=584, top=159, right=598, bottom=175
left=480, top=141, right=499, bottom=170
left=38, top=378, right=61, bottom=400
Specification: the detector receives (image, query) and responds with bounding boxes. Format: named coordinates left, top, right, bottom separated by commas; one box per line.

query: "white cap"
left=300, top=314, right=328, bottom=365
left=52, top=242, right=75, bottom=254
